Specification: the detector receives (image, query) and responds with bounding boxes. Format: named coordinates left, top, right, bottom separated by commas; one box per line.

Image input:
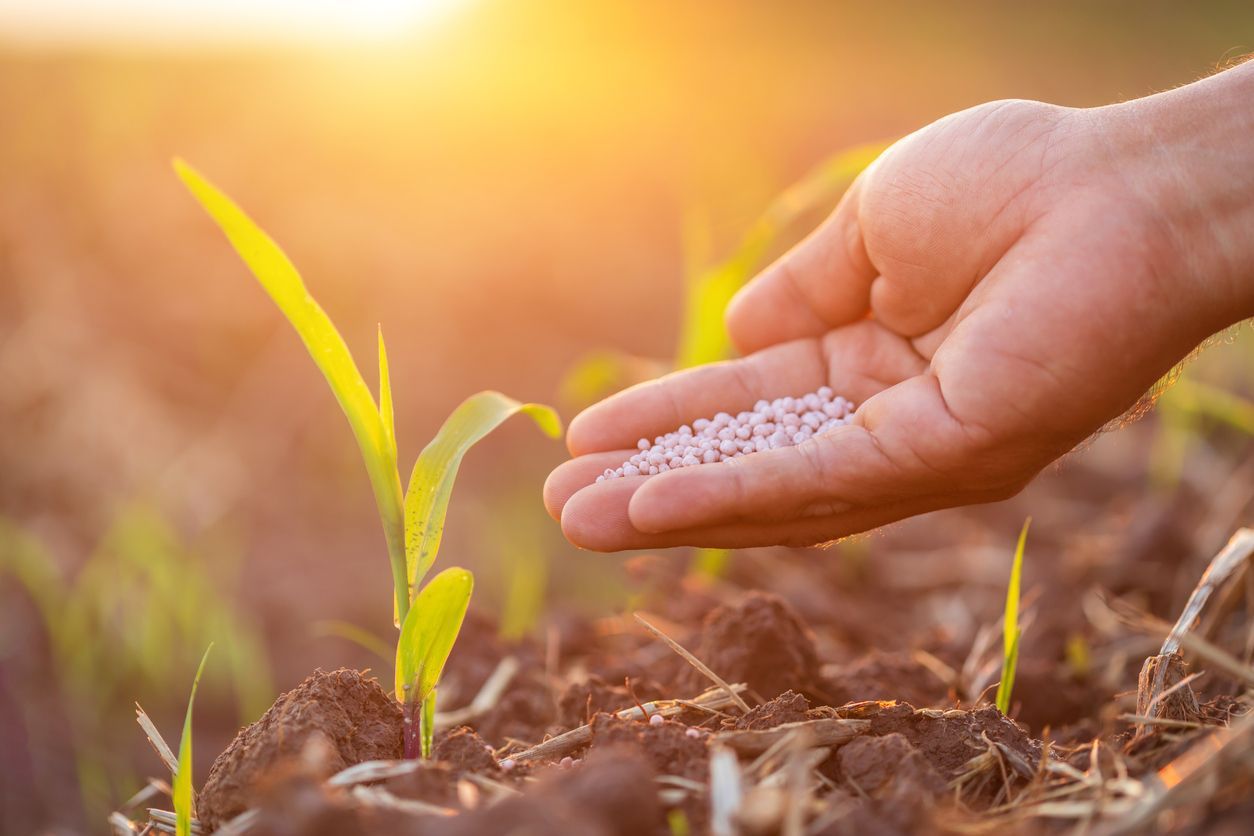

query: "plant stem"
left=402, top=700, right=419, bottom=759
left=389, top=541, right=409, bottom=627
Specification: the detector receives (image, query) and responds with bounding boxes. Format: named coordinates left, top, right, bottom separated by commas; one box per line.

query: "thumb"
left=725, top=174, right=877, bottom=355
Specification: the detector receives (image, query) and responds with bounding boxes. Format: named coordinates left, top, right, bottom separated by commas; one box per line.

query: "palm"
left=545, top=99, right=1218, bottom=551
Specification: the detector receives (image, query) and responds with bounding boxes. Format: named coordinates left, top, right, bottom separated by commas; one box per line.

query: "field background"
left=1, top=1, right=1251, bottom=831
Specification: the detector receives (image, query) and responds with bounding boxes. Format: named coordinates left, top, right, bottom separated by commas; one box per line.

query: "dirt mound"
left=688, top=592, right=824, bottom=701
left=731, top=690, right=811, bottom=730
left=197, top=669, right=402, bottom=830
left=860, top=702, right=1037, bottom=779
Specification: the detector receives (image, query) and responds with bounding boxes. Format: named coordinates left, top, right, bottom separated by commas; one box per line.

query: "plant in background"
left=1149, top=371, right=1254, bottom=490
left=0, top=509, right=270, bottom=824
left=995, top=518, right=1031, bottom=715
left=175, top=160, right=561, bottom=758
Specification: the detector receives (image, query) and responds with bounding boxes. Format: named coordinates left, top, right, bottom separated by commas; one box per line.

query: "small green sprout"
left=174, top=645, right=213, bottom=836
left=995, top=518, right=1031, bottom=716
left=174, top=160, right=561, bottom=758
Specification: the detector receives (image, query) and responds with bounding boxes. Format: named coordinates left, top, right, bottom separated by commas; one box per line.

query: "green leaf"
left=395, top=567, right=474, bottom=706
left=175, top=644, right=213, bottom=836
left=173, top=159, right=409, bottom=622
left=995, top=628, right=1021, bottom=716
left=404, top=391, right=561, bottom=596
left=996, top=518, right=1030, bottom=714
left=378, top=325, right=397, bottom=459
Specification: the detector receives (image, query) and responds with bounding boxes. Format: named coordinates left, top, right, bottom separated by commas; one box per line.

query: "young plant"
left=995, top=518, right=1031, bottom=715
left=174, top=160, right=561, bottom=758
left=174, top=645, right=213, bottom=836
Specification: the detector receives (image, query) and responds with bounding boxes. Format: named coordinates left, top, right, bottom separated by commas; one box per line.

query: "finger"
left=560, top=479, right=989, bottom=552
left=543, top=449, right=638, bottom=520
left=626, top=424, right=895, bottom=533
left=566, top=320, right=924, bottom=457
left=725, top=176, right=877, bottom=355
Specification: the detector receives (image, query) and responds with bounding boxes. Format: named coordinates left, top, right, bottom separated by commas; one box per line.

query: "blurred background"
left=1, top=1, right=1251, bottom=831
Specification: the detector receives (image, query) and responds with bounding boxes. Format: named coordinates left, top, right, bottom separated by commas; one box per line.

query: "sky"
left=0, top=0, right=470, bottom=46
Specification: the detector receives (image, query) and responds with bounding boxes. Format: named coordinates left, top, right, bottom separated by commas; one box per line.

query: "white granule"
left=595, top=387, right=854, bottom=483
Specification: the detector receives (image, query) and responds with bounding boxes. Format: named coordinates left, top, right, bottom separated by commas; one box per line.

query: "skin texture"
left=546, top=63, right=1254, bottom=551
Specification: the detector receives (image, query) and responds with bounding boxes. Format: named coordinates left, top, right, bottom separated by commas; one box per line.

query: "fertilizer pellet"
left=595, top=387, right=854, bottom=483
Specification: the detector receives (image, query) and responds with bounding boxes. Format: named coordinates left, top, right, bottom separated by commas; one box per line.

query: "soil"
left=156, top=539, right=1252, bottom=836
left=196, top=668, right=402, bottom=830
left=686, top=591, right=827, bottom=701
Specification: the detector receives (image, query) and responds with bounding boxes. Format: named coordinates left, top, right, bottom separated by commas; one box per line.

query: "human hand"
left=545, top=64, right=1254, bottom=551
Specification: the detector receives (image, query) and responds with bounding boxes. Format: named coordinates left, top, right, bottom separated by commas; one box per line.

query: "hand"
left=545, top=65, right=1254, bottom=551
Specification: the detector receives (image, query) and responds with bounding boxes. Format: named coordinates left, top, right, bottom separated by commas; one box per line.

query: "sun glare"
left=0, top=0, right=471, bottom=46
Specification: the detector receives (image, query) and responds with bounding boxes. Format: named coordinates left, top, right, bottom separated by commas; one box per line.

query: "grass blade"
left=995, top=518, right=1030, bottom=714
left=395, top=568, right=474, bottom=757
left=173, top=159, right=408, bottom=622
left=175, top=644, right=213, bottom=836
left=403, top=391, right=561, bottom=596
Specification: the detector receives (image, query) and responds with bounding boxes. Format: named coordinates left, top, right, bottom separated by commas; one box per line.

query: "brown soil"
left=687, top=591, right=826, bottom=701
left=588, top=712, right=709, bottom=781
left=731, top=689, right=812, bottom=729
left=142, top=530, right=1253, bottom=836
left=558, top=673, right=666, bottom=728
left=197, top=668, right=402, bottom=830
left=825, top=650, right=951, bottom=708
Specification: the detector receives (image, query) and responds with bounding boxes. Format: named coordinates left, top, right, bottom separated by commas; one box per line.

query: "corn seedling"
left=174, top=645, right=213, bottom=836
left=995, top=518, right=1031, bottom=715
left=174, top=160, right=561, bottom=758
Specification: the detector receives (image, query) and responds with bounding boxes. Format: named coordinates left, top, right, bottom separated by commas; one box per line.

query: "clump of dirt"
left=197, top=669, right=402, bottom=830
left=558, top=674, right=665, bottom=729
left=688, top=592, right=824, bottom=701
left=731, top=690, right=811, bottom=730
left=836, top=733, right=947, bottom=830
left=433, top=726, right=499, bottom=774
left=825, top=650, right=950, bottom=708
left=590, top=713, right=709, bottom=781
left=828, top=700, right=1039, bottom=805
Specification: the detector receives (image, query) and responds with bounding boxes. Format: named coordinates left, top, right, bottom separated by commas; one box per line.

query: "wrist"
left=1097, top=61, right=1254, bottom=330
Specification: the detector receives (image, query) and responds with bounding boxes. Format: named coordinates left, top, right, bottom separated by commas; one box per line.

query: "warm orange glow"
left=0, top=0, right=470, bottom=46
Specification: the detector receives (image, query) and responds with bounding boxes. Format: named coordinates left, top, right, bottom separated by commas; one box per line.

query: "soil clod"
left=688, top=592, right=824, bottom=701
left=197, top=669, right=402, bottom=830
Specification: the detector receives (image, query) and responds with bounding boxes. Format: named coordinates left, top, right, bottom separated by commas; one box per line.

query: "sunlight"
left=0, top=0, right=471, bottom=46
